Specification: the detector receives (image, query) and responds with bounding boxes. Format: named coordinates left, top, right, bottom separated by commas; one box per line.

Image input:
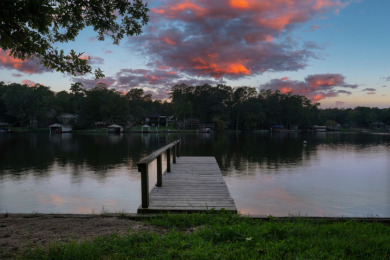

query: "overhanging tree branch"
left=0, top=0, right=149, bottom=78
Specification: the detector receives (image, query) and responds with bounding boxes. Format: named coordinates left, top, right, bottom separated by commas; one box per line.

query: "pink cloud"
left=88, top=37, right=96, bottom=43
left=310, top=24, right=321, bottom=30
left=133, top=0, right=345, bottom=80
left=0, top=49, right=50, bottom=74
left=163, top=37, right=177, bottom=45
left=105, top=50, right=113, bottom=54
left=306, top=74, right=351, bottom=88
left=22, top=79, right=37, bottom=87
left=261, top=73, right=358, bottom=102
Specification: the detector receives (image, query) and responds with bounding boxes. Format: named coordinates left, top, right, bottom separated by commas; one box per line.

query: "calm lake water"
left=1, top=132, right=389, bottom=217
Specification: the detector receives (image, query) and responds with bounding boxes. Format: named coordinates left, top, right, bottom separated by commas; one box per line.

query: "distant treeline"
left=0, top=82, right=389, bottom=130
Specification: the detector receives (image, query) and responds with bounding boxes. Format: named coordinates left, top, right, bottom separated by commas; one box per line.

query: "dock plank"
left=137, top=156, right=237, bottom=213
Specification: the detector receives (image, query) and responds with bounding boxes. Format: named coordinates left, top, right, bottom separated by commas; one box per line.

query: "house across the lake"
left=313, top=125, right=326, bottom=132
left=49, top=123, right=73, bottom=133
left=0, top=121, right=10, bottom=133
left=107, top=124, right=123, bottom=133
left=94, top=121, right=108, bottom=128
left=270, top=125, right=284, bottom=132
left=145, top=114, right=168, bottom=127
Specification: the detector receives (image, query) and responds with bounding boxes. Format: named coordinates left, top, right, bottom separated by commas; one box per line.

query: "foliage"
left=125, top=88, right=153, bottom=124
left=22, top=213, right=390, bottom=259
left=0, top=82, right=54, bottom=126
left=0, top=81, right=389, bottom=130
left=170, top=84, right=320, bottom=130
left=0, top=0, right=149, bottom=78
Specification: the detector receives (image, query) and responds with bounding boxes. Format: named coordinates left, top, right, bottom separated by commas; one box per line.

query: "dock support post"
left=177, top=142, right=180, bottom=157
left=167, top=148, right=171, bottom=172
left=157, top=155, right=162, bottom=187
left=172, top=145, right=176, bottom=164
left=139, top=164, right=149, bottom=208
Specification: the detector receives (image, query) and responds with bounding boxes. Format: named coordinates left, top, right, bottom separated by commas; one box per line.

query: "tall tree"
left=231, top=87, right=257, bottom=130
left=170, top=84, right=195, bottom=127
left=0, top=0, right=149, bottom=78
left=126, top=88, right=152, bottom=124
left=83, top=83, right=128, bottom=124
left=54, top=91, right=72, bottom=114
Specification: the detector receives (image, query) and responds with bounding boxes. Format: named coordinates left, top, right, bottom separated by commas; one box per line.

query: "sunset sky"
left=0, top=0, right=389, bottom=108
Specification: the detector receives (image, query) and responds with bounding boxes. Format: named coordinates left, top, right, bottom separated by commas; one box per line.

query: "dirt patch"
left=0, top=214, right=163, bottom=258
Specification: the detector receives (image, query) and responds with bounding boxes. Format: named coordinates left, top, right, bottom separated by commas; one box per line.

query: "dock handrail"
left=137, top=140, right=181, bottom=208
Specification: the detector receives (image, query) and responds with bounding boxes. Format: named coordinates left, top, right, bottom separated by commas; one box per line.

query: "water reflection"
left=0, top=133, right=177, bottom=177
left=0, top=132, right=389, bottom=216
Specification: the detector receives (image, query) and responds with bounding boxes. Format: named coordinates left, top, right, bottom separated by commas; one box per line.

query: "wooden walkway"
left=138, top=156, right=237, bottom=213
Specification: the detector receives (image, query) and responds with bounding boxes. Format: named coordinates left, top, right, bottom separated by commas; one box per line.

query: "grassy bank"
left=21, top=213, right=390, bottom=259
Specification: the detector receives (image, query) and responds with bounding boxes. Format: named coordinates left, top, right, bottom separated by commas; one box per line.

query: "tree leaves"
left=0, top=0, right=149, bottom=78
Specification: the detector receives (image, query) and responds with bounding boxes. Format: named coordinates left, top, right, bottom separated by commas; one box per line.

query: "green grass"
left=22, top=213, right=390, bottom=259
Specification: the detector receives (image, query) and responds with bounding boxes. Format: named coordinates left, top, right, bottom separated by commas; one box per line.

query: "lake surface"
left=1, top=132, right=389, bottom=217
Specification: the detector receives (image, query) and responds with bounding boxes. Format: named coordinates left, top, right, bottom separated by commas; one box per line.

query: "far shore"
left=2, top=126, right=390, bottom=134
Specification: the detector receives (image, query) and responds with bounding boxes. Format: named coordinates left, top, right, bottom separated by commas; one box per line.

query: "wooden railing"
left=137, top=140, right=181, bottom=209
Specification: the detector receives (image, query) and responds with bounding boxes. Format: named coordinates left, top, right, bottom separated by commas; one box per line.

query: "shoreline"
left=2, top=128, right=390, bottom=134
left=3, top=212, right=390, bottom=222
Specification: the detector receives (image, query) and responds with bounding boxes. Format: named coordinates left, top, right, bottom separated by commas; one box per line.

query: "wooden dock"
left=137, top=143, right=237, bottom=213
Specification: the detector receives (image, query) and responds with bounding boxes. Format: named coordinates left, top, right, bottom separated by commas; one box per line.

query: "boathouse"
left=107, top=124, right=123, bottom=133
left=49, top=124, right=73, bottom=133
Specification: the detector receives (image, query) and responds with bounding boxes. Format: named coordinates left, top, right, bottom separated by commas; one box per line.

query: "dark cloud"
left=130, top=0, right=345, bottom=80
left=261, top=73, right=357, bottom=101
left=337, top=90, right=352, bottom=94
left=73, top=77, right=116, bottom=89
left=362, top=88, right=376, bottom=91
left=366, top=92, right=376, bottom=95
left=12, top=73, right=23, bottom=78
left=74, top=67, right=223, bottom=99
left=0, top=50, right=51, bottom=74
left=116, top=68, right=181, bottom=89
left=115, top=68, right=223, bottom=97
left=80, top=54, right=104, bottom=65
left=90, top=56, right=104, bottom=65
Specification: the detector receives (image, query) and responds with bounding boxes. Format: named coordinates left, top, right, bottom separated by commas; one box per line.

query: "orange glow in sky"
left=192, top=57, right=251, bottom=77
left=229, top=0, right=250, bottom=9
left=163, top=37, right=177, bottom=45
left=280, top=87, right=293, bottom=93
left=313, top=94, right=324, bottom=101
left=171, top=2, right=207, bottom=16
left=0, top=52, right=23, bottom=69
